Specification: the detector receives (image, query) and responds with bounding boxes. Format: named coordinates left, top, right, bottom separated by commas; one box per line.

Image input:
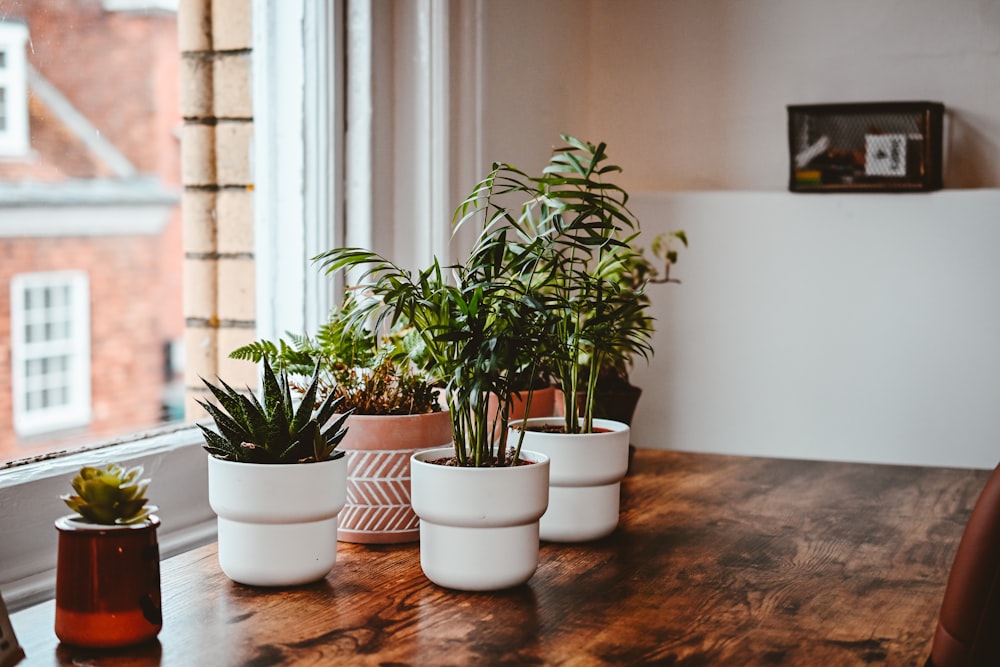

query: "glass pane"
left=2, top=6, right=183, bottom=461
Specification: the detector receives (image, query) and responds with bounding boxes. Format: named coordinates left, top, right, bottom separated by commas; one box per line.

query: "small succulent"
left=198, top=357, right=351, bottom=464
left=62, top=464, right=157, bottom=525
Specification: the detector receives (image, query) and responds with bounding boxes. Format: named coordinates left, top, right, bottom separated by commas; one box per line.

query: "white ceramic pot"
left=207, top=455, right=348, bottom=586
left=512, top=418, right=630, bottom=542
left=338, top=411, right=452, bottom=544
left=410, top=446, right=550, bottom=591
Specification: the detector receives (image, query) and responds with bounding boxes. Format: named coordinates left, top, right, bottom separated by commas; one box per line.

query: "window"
left=0, top=5, right=182, bottom=464
left=0, top=20, right=29, bottom=157
left=0, top=0, right=340, bottom=612
left=0, top=0, right=461, bottom=613
left=10, top=272, right=92, bottom=437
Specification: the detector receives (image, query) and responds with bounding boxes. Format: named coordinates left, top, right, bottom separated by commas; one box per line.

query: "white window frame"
left=10, top=271, right=92, bottom=436
left=0, top=20, right=30, bottom=157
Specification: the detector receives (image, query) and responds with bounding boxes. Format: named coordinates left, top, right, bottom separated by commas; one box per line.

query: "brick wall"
left=0, top=236, right=169, bottom=456
left=179, top=0, right=258, bottom=418
left=0, top=1, right=184, bottom=460
left=8, top=0, right=180, bottom=182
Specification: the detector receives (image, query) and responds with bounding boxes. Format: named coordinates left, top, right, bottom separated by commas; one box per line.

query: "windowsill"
left=0, top=423, right=217, bottom=612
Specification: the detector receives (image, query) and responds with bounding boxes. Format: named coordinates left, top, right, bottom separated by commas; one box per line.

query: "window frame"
left=0, top=20, right=29, bottom=157
left=0, top=0, right=340, bottom=612
left=10, top=271, right=93, bottom=437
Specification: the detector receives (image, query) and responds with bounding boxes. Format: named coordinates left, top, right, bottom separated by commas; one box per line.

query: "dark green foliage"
left=315, top=235, right=547, bottom=468
left=198, top=358, right=351, bottom=464
left=452, top=135, right=665, bottom=433
left=228, top=297, right=441, bottom=416
left=315, top=135, right=686, bottom=454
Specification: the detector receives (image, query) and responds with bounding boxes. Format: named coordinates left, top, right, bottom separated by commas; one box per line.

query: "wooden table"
left=11, top=449, right=990, bottom=666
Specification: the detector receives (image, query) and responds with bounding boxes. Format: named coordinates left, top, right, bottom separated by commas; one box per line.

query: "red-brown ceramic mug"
left=54, top=515, right=162, bottom=648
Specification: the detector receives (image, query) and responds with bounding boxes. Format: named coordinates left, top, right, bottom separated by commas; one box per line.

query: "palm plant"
left=317, top=135, right=666, bottom=452
left=452, top=135, right=651, bottom=434
left=315, top=224, right=547, bottom=468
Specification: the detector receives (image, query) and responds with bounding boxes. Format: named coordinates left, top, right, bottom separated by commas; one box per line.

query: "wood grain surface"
left=11, top=449, right=990, bottom=666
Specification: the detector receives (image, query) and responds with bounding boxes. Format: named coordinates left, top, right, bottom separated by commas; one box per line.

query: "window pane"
left=2, top=6, right=183, bottom=462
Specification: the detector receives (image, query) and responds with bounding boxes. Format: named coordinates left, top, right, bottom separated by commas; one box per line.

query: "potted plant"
left=315, top=192, right=554, bottom=591
left=451, top=135, right=660, bottom=542
left=573, top=231, right=686, bottom=426
left=229, top=295, right=451, bottom=544
left=198, top=358, right=352, bottom=586
left=552, top=230, right=686, bottom=482
left=55, top=463, right=161, bottom=648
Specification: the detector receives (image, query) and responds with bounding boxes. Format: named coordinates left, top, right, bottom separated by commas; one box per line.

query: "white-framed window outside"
left=0, top=20, right=30, bottom=157
left=10, top=271, right=92, bottom=437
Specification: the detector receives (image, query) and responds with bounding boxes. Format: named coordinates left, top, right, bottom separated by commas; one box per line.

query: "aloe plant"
left=61, top=463, right=157, bottom=525
left=198, top=357, right=351, bottom=464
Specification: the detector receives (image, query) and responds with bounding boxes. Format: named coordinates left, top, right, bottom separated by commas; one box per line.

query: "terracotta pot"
left=337, top=411, right=453, bottom=544
left=488, top=386, right=557, bottom=440
left=513, top=418, right=630, bottom=542
left=54, top=515, right=162, bottom=648
left=553, top=384, right=642, bottom=425
left=207, top=455, right=347, bottom=586
left=410, top=446, right=550, bottom=591
left=509, top=386, right=557, bottom=421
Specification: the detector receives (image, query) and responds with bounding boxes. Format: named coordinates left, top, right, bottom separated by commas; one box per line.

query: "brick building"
left=0, top=0, right=182, bottom=460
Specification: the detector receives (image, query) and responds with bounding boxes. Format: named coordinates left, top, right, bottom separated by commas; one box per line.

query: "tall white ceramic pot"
left=410, top=446, right=550, bottom=591
left=207, top=455, right=348, bottom=586
left=512, top=418, right=630, bottom=542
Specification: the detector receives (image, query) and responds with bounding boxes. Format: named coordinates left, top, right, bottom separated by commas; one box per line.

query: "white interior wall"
left=474, top=0, right=1000, bottom=468
left=585, top=0, right=1000, bottom=191
left=629, top=191, right=1000, bottom=470
left=478, top=0, right=590, bottom=176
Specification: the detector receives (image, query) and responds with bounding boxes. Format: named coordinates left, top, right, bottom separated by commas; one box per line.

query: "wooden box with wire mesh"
left=787, top=102, right=944, bottom=192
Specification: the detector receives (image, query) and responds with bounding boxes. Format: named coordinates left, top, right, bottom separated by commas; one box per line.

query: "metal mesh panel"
left=787, top=102, right=943, bottom=192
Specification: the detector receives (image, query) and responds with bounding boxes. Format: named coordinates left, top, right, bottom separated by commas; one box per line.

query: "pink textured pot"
left=338, top=411, right=453, bottom=544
